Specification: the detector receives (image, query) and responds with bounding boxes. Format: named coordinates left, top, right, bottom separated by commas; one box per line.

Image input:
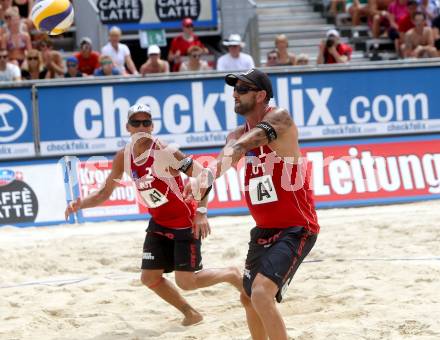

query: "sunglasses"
left=0, top=55, right=8, bottom=59
left=128, top=119, right=152, bottom=128
left=27, top=56, right=39, bottom=60
left=67, top=63, right=77, bottom=67
left=234, top=85, right=260, bottom=95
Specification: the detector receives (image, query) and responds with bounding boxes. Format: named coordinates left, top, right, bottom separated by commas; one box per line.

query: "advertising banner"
left=69, top=135, right=440, bottom=224
left=37, top=66, right=440, bottom=156
left=0, top=160, right=69, bottom=227
left=96, top=0, right=218, bottom=30
left=0, top=87, right=35, bottom=159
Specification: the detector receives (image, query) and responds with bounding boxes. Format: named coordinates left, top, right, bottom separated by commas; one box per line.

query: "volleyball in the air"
left=31, top=0, right=74, bottom=36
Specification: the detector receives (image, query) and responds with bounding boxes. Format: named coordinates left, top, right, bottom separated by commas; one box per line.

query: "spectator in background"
left=38, top=38, right=63, bottom=78
left=1, top=7, right=31, bottom=65
left=398, top=0, right=418, bottom=33
left=101, top=26, right=138, bottom=75
left=216, top=34, right=255, bottom=71
left=0, top=47, right=20, bottom=81
left=179, top=44, right=211, bottom=72
left=21, top=48, right=47, bottom=79
left=396, top=0, right=418, bottom=56
left=296, top=53, right=310, bottom=65
left=347, top=0, right=370, bottom=26
left=368, top=0, right=395, bottom=38
left=13, top=0, right=33, bottom=18
left=264, top=49, right=278, bottom=67
left=404, top=11, right=438, bottom=57
left=419, top=0, right=439, bottom=25
left=317, top=29, right=353, bottom=64
left=75, top=37, right=100, bottom=75
left=388, top=0, right=412, bottom=39
left=94, top=55, right=121, bottom=76
left=329, top=0, right=346, bottom=16
left=64, top=55, right=82, bottom=78
left=274, top=34, right=296, bottom=65
left=0, top=0, right=30, bottom=33
left=168, top=17, right=208, bottom=72
left=433, top=14, right=440, bottom=54
left=140, top=44, right=169, bottom=75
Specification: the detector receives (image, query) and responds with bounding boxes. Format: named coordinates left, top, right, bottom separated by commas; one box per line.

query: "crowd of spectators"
left=327, top=0, right=440, bottom=60
left=1, top=0, right=440, bottom=84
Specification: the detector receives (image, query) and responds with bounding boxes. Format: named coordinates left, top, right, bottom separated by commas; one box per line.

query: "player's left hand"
left=193, top=212, right=211, bottom=239
left=183, top=175, right=210, bottom=202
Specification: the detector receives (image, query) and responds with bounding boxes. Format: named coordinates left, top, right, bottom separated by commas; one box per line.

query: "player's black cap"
left=225, top=68, right=273, bottom=98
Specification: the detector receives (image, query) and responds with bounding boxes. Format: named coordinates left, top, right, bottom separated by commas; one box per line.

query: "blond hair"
left=21, top=49, right=44, bottom=72
left=275, top=34, right=288, bottom=46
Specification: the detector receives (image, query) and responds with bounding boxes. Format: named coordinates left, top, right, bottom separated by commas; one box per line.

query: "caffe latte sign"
left=97, top=0, right=143, bottom=23
left=155, top=0, right=201, bottom=21
left=96, top=0, right=216, bottom=29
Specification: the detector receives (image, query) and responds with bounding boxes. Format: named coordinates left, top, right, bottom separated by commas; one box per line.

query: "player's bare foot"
left=181, top=310, right=203, bottom=326
left=228, top=266, right=243, bottom=291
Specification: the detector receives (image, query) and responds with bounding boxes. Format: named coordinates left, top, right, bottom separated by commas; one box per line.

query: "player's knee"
left=250, top=282, right=272, bottom=308
left=240, top=291, right=252, bottom=307
left=175, top=274, right=197, bottom=291
left=140, top=271, right=162, bottom=289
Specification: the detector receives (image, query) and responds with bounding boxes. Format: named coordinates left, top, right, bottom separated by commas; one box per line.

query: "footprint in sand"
left=222, top=247, right=239, bottom=259
left=129, top=279, right=142, bottom=287
left=42, top=308, right=72, bottom=318
left=120, top=266, right=139, bottom=273
left=98, top=258, right=112, bottom=266
left=398, top=320, right=435, bottom=336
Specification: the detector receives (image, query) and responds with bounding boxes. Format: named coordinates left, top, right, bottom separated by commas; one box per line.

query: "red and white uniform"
left=130, top=140, right=196, bottom=228
left=244, top=125, right=319, bottom=234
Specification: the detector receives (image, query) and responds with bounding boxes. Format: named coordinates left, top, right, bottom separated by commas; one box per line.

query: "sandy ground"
left=1, top=201, right=440, bottom=340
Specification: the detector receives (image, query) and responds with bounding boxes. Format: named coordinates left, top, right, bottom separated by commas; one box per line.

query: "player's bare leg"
left=141, top=269, right=203, bottom=326
left=240, top=291, right=268, bottom=340
left=251, top=273, right=288, bottom=340
left=175, top=266, right=242, bottom=291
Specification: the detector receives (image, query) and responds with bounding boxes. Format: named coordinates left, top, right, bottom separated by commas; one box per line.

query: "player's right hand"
left=64, top=198, right=81, bottom=221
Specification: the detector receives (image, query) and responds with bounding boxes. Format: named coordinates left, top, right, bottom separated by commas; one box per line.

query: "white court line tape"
left=0, top=273, right=138, bottom=289
left=1, top=258, right=438, bottom=289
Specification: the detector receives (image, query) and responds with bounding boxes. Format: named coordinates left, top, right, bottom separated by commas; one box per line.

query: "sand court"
left=1, top=201, right=440, bottom=339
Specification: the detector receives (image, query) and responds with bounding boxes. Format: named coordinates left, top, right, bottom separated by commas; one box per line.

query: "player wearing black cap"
left=186, top=68, right=319, bottom=340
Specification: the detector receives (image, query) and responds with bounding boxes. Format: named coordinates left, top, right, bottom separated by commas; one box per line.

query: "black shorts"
left=141, top=219, right=202, bottom=273
left=243, top=226, right=317, bottom=302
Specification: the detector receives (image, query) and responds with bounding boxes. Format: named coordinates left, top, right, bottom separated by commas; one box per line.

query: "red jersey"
left=243, top=129, right=319, bottom=233
left=398, top=14, right=415, bottom=33
left=130, top=140, right=196, bottom=228
left=324, top=43, right=353, bottom=64
left=169, top=34, right=205, bottom=71
left=75, top=51, right=100, bottom=75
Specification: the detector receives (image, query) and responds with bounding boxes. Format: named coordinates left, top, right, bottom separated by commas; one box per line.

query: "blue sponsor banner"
left=37, top=65, right=440, bottom=156
left=0, top=87, right=35, bottom=159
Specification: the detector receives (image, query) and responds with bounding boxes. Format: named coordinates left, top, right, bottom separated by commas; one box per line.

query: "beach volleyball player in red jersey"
left=186, top=68, right=319, bottom=339
left=65, top=104, right=241, bottom=326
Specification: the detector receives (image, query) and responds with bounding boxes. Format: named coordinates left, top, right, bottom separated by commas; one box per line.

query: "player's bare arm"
left=155, top=140, right=211, bottom=238
left=214, top=108, right=294, bottom=178
left=64, top=150, right=125, bottom=219
left=154, top=140, right=205, bottom=178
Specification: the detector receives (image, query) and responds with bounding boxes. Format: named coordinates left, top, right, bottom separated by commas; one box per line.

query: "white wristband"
left=196, top=207, right=208, bottom=214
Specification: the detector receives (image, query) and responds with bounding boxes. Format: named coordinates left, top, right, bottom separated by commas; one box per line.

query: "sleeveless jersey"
left=130, top=140, right=196, bottom=228
left=243, top=124, right=319, bottom=234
